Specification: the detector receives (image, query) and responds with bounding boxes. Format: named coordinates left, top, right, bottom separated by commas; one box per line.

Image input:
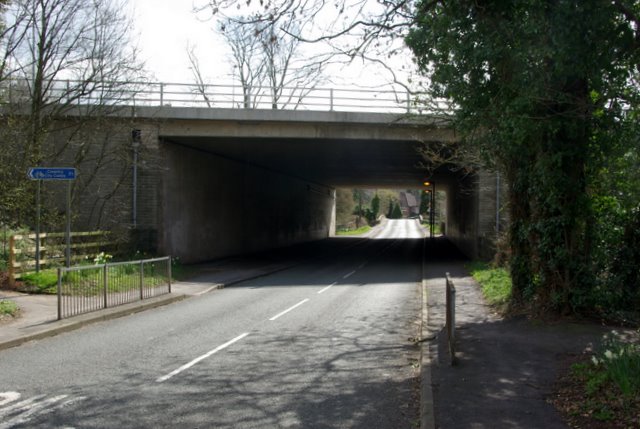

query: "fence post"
left=140, top=260, right=144, bottom=300
left=103, top=264, right=108, bottom=309
left=57, top=268, right=62, bottom=320
left=168, top=256, right=172, bottom=294
left=406, top=90, right=411, bottom=113
left=159, top=83, right=164, bottom=106
left=330, top=88, right=334, bottom=111
left=445, top=272, right=457, bottom=365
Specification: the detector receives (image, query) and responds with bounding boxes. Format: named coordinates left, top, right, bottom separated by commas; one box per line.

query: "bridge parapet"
left=0, top=78, right=452, bottom=115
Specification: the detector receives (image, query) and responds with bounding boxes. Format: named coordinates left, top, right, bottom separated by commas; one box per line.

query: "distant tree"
left=370, top=193, right=380, bottom=222
left=419, top=191, right=429, bottom=216
left=386, top=200, right=394, bottom=218
left=335, top=188, right=355, bottom=228
left=391, top=203, right=402, bottom=219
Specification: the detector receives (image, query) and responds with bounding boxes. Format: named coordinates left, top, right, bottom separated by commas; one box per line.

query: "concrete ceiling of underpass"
left=162, top=136, right=461, bottom=188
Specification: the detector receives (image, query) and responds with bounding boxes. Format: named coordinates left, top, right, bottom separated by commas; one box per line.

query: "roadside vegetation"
left=336, top=226, right=371, bottom=236
left=553, top=333, right=640, bottom=428
left=466, top=262, right=512, bottom=312
left=19, top=271, right=59, bottom=294
left=0, top=299, right=19, bottom=320
left=13, top=252, right=182, bottom=295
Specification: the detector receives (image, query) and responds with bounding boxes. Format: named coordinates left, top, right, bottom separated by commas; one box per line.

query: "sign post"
left=28, top=168, right=77, bottom=270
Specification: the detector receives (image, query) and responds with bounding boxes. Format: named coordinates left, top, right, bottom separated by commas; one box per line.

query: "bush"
left=19, top=270, right=58, bottom=294
left=0, top=300, right=19, bottom=318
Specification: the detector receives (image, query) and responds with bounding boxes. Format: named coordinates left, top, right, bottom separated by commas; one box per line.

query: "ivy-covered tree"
left=407, top=1, right=640, bottom=314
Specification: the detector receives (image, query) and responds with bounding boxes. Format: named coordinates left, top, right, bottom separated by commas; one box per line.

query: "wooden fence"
left=8, top=231, right=113, bottom=282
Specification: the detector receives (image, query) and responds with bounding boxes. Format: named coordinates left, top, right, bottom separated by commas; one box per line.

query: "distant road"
left=0, top=219, right=425, bottom=428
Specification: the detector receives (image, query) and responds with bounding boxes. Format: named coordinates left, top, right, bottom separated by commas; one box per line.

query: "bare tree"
left=0, top=0, right=147, bottom=230
left=258, top=18, right=326, bottom=109
left=187, top=42, right=213, bottom=107
left=219, top=16, right=266, bottom=108
left=197, top=0, right=418, bottom=91
left=217, top=14, right=327, bottom=109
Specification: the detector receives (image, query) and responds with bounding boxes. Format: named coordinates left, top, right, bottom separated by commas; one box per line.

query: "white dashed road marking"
left=269, top=299, right=310, bottom=321
left=156, top=332, right=250, bottom=383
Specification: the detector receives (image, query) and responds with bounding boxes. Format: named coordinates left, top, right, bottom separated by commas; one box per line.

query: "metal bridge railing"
left=56, top=256, right=172, bottom=320
left=0, top=78, right=451, bottom=114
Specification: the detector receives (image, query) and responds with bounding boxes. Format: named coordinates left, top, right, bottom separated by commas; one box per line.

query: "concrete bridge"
left=4, top=80, right=505, bottom=262
left=125, top=106, right=503, bottom=262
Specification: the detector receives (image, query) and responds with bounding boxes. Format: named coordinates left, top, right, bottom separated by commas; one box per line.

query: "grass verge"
left=336, top=226, right=372, bottom=236
left=466, top=261, right=512, bottom=310
left=19, top=264, right=172, bottom=295
left=19, top=270, right=58, bottom=294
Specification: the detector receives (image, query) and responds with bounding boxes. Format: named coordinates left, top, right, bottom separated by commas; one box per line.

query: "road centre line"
left=269, top=299, right=310, bottom=321
left=156, top=332, right=250, bottom=383
left=343, top=270, right=356, bottom=279
left=317, top=282, right=337, bottom=294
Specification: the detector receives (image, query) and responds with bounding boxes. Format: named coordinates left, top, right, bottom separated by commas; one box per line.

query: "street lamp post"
left=131, top=130, right=141, bottom=229
left=423, top=181, right=436, bottom=238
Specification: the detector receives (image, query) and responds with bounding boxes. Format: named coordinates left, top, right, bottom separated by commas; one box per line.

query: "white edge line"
left=269, top=299, right=310, bottom=321
left=156, top=332, right=250, bottom=383
left=317, top=282, right=337, bottom=294
left=343, top=270, right=356, bottom=279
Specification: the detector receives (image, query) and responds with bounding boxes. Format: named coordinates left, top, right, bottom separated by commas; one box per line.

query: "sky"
left=127, top=0, right=416, bottom=90
left=128, top=0, right=227, bottom=83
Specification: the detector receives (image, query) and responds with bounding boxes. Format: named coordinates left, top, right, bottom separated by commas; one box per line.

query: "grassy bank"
left=466, top=261, right=512, bottom=310
left=336, top=226, right=371, bottom=236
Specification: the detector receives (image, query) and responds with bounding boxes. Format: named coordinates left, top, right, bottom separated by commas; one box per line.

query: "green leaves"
left=407, top=0, right=640, bottom=314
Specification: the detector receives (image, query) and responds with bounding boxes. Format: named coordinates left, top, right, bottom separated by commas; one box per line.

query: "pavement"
left=421, top=244, right=637, bottom=429
left=0, top=253, right=297, bottom=351
left=0, top=235, right=633, bottom=428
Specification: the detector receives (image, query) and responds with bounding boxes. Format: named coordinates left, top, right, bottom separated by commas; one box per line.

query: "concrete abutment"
left=158, top=141, right=335, bottom=263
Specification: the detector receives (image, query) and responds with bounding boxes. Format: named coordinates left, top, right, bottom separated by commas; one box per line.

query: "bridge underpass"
left=143, top=107, right=500, bottom=263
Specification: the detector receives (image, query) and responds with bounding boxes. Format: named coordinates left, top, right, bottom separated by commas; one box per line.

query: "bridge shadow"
left=35, top=300, right=423, bottom=428
left=181, top=236, right=467, bottom=289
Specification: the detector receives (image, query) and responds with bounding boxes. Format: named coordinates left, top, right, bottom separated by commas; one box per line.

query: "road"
left=0, top=219, right=426, bottom=428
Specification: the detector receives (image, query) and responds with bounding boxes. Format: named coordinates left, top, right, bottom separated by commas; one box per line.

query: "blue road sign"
left=28, top=167, right=77, bottom=180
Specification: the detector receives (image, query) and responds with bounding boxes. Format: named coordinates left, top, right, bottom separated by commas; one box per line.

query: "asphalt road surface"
left=0, top=219, right=425, bottom=429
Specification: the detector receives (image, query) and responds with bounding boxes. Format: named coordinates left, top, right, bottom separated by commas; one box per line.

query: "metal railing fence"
left=445, top=272, right=457, bottom=365
left=56, top=256, right=171, bottom=320
left=0, top=78, right=452, bottom=114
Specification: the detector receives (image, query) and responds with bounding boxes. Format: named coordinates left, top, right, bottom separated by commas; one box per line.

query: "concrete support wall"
left=159, top=142, right=335, bottom=263
left=443, top=170, right=506, bottom=260
left=475, top=171, right=508, bottom=260
left=443, top=175, right=478, bottom=258
left=35, top=118, right=160, bottom=241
